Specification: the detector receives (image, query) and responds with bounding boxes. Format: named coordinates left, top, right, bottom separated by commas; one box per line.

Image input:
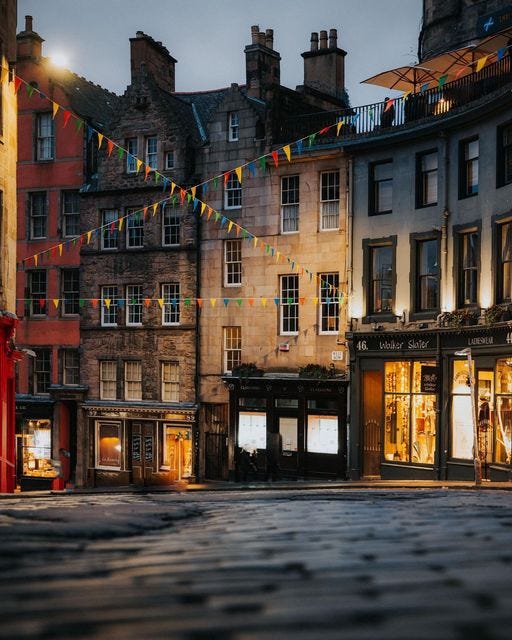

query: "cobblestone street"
left=1, top=488, right=512, bottom=639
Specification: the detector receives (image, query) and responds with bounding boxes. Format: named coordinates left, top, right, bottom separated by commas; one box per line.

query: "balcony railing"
left=276, top=57, right=512, bottom=143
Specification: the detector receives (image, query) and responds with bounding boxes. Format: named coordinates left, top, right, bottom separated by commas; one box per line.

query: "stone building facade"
left=0, top=0, right=19, bottom=493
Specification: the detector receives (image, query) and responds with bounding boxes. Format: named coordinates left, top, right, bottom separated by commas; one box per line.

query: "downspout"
left=346, top=155, right=354, bottom=321
left=441, top=131, right=450, bottom=312
left=194, top=186, right=202, bottom=482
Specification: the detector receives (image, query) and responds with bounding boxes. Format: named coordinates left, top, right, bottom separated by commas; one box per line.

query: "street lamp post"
left=455, top=348, right=482, bottom=486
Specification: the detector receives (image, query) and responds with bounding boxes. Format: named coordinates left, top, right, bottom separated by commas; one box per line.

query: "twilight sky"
left=17, top=0, right=422, bottom=107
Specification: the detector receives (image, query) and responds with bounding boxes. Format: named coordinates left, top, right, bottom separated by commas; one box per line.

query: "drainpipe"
left=194, top=192, right=202, bottom=482
left=441, top=131, right=450, bottom=311
left=346, top=155, right=354, bottom=320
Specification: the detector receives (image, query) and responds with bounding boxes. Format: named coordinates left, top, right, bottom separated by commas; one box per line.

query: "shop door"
left=131, top=423, right=155, bottom=486
left=164, top=426, right=193, bottom=481
left=278, top=416, right=300, bottom=475
left=362, top=370, right=383, bottom=477
left=477, top=369, right=494, bottom=480
left=205, top=433, right=228, bottom=480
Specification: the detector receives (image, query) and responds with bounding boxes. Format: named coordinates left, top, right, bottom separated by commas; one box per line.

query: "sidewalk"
left=2, top=477, right=512, bottom=498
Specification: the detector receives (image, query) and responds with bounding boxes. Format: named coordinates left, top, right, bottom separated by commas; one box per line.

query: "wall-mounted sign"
left=331, top=351, right=344, bottom=361
left=132, top=434, right=141, bottom=463
left=477, top=6, right=512, bottom=37
left=420, top=366, right=439, bottom=393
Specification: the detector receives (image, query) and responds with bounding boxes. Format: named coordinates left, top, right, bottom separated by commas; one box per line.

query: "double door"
left=131, top=422, right=155, bottom=486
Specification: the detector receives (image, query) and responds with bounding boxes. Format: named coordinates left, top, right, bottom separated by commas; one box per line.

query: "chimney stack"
left=129, top=31, right=177, bottom=93
left=16, top=15, right=44, bottom=61
left=301, top=27, right=346, bottom=105
left=245, top=25, right=281, bottom=99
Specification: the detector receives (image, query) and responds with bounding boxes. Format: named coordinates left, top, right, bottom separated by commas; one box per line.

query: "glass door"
left=279, top=416, right=299, bottom=474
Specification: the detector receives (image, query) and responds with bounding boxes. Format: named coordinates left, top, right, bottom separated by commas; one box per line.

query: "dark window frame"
left=453, top=222, right=481, bottom=309
left=415, top=149, right=438, bottom=209
left=493, top=214, right=512, bottom=305
left=496, top=121, right=512, bottom=188
left=409, top=231, right=441, bottom=319
left=362, top=236, right=397, bottom=323
left=458, top=136, right=479, bottom=199
left=61, top=268, right=80, bottom=315
left=369, top=160, right=393, bottom=216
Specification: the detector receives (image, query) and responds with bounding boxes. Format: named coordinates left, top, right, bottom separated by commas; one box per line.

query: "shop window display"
left=496, top=359, right=512, bottom=464
left=96, top=422, right=122, bottom=469
left=238, top=412, right=266, bottom=451
left=384, top=361, right=437, bottom=464
left=163, top=426, right=192, bottom=479
left=451, top=359, right=474, bottom=459
left=21, top=420, right=56, bottom=478
left=307, top=415, right=338, bottom=454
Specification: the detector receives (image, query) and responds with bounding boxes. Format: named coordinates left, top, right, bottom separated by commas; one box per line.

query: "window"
left=459, top=138, right=479, bottom=197
left=416, top=150, right=438, bottom=207
left=456, top=229, right=479, bottom=307
left=224, top=240, right=242, bottom=286
left=162, top=283, right=180, bottom=325
left=162, top=362, right=179, bottom=402
left=20, top=419, right=53, bottom=478
left=126, top=138, right=138, bottom=173
left=29, top=192, right=47, bottom=239
left=100, top=361, right=117, bottom=399
left=224, top=172, right=242, bottom=209
left=61, top=191, right=80, bottom=237
left=96, top=422, right=121, bottom=469
left=319, top=273, right=339, bottom=333
left=223, top=326, right=241, bottom=373
left=28, top=270, right=47, bottom=316
left=369, top=244, right=394, bottom=315
left=307, top=416, right=338, bottom=454
left=145, top=136, right=157, bottom=169
left=165, top=150, right=175, bottom=170
left=369, top=161, right=392, bottom=215
left=62, top=349, right=79, bottom=385
left=125, top=361, right=142, bottom=400
left=320, top=171, right=340, bottom=230
left=101, top=209, right=119, bottom=250
left=61, top=269, right=80, bottom=315
left=36, top=113, right=54, bottom=160
left=495, top=359, right=512, bottom=465
left=280, top=275, right=299, bottom=334
left=415, top=237, right=439, bottom=312
left=126, top=208, right=144, bottom=248
left=228, top=112, right=239, bottom=141
left=33, top=349, right=51, bottom=394
left=162, top=204, right=180, bottom=246
left=101, top=286, right=118, bottom=326
left=238, top=412, right=266, bottom=450
left=497, top=221, right=512, bottom=303
left=385, top=361, right=437, bottom=464
left=126, top=285, right=143, bottom=325
left=497, top=123, right=512, bottom=187
left=281, top=175, right=299, bottom=233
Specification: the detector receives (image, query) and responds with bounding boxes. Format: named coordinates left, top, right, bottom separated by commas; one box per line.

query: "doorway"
left=164, top=426, right=192, bottom=481
left=362, top=370, right=383, bottom=477
left=278, top=416, right=300, bottom=475
left=131, top=422, right=155, bottom=486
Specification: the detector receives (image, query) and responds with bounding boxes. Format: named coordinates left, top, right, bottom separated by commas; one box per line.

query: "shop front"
left=224, top=375, right=348, bottom=480
left=348, top=326, right=512, bottom=481
left=83, top=404, right=197, bottom=487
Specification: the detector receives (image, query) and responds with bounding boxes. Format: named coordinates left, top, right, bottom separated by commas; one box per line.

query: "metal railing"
left=276, top=57, right=512, bottom=143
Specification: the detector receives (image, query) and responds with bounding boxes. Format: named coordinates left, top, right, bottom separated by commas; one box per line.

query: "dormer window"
left=228, top=112, right=239, bottom=142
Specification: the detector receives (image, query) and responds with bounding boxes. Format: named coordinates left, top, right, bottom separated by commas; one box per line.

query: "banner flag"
left=296, top=139, right=303, bottom=154
left=157, top=298, right=164, bottom=309
left=97, top=133, right=104, bottom=149
left=52, top=101, right=59, bottom=118
left=283, top=145, right=291, bottom=162
left=210, top=298, right=217, bottom=307
left=476, top=56, right=488, bottom=72
left=136, top=158, right=142, bottom=173
left=271, top=150, right=279, bottom=167
left=107, top=139, right=114, bottom=156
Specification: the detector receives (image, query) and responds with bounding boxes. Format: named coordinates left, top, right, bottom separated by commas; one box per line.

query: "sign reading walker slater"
left=477, top=6, right=512, bottom=37
left=352, top=333, right=436, bottom=353
left=420, top=366, right=439, bottom=393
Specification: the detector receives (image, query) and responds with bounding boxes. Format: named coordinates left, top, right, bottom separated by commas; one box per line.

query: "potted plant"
left=231, top=362, right=264, bottom=377
left=298, top=363, right=336, bottom=379
left=484, top=304, right=512, bottom=325
left=442, top=309, right=479, bottom=328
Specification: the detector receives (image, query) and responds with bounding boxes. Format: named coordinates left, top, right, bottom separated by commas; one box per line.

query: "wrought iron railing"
left=276, top=57, right=512, bottom=143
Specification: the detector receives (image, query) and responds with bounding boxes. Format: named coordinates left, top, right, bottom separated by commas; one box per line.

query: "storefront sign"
left=353, top=334, right=436, bottom=353
left=132, top=434, right=141, bottom=463
left=420, top=366, right=439, bottom=393
left=144, top=435, right=153, bottom=462
left=442, top=328, right=512, bottom=350
left=477, top=6, right=512, bottom=37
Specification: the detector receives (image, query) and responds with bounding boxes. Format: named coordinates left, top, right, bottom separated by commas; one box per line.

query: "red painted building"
left=15, top=16, right=117, bottom=490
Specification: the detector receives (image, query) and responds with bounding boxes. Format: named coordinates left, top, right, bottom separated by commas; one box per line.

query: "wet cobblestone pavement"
left=1, top=488, right=512, bottom=639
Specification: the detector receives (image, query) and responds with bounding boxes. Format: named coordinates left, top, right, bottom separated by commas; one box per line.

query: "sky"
left=17, top=0, right=422, bottom=107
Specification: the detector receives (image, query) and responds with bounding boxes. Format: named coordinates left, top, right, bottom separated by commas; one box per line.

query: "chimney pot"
left=319, top=30, right=328, bottom=49
left=251, top=25, right=259, bottom=44
left=329, top=28, right=337, bottom=49
left=265, top=29, right=274, bottom=49
left=310, top=32, right=319, bottom=52
left=136, top=31, right=144, bottom=38
left=258, top=31, right=265, bottom=45
left=25, top=15, right=33, bottom=32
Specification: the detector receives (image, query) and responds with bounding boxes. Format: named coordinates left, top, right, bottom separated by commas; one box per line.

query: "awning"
left=418, top=45, right=479, bottom=80
left=361, top=65, right=440, bottom=93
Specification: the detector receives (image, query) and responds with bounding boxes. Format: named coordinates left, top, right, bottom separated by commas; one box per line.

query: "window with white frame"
left=161, top=362, right=179, bottom=402
left=228, top=112, right=239, bottom=141
left=320, top=172, right=340, bottom=230
left=280, top=275, right=299, bottom=334
left=319, top=273, right=340, bottom=333
left=126, top=208, right=144, bottom=248
left=162, top=283, right=180, bottom=325
left=62, top=349, right=80, bottom=385
left=162, top=204, right=180, bottom=246
left=126, top=138, right=138, bottom=173
left=224, top=172, right=242, bottom=209
left=224, top=239, right=242, bottom=286
left=124, top=361, right=142, bottom=400
left=100, top=360, right=117, bottom=400
left=36, top=113, right=54, bottom=161
left=223, top=326, right=241, bottom=373
left=29, top=192, right=48, bottom=239
left=33, top=349, right=51, bottom=394
left=281, top=175, right=299, bottom=233
left=101, top=209, right=119, bottom=250
left=101, top=286, right=118, bottom=326
left=165, top=150, right=175, bottom=170
left=126, top=285, right=143, bottom=325
left=95, top=421, right=121, bottom=469
left=61, top=191, right=80, bottom=237
left=28, top=270, right=47, bottom=316
left=61, top=269, right=80, bottom=315
left=145, top=136, right=157, bottom=169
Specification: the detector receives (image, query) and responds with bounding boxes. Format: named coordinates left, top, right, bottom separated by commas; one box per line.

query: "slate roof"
left=175, top=89, right=230, bottom=139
